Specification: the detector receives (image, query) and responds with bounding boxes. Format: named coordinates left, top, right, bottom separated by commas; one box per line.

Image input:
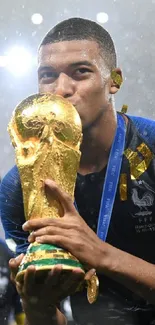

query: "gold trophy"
left=8, top=93, right=99, bottom=303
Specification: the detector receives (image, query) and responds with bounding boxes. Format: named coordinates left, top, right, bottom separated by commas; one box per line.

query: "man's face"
left=38, top=40, right=112, bottom=129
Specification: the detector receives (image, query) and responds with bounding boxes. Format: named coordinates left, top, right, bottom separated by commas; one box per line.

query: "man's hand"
left=23, top=179, right=107, bottom=272
left=9, top=255, right=85, bottom=306
left=15, top=180, right=155, bottom=307
left=9, top=254, right=91, bottom=325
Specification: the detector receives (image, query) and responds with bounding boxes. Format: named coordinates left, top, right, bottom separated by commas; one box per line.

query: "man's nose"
left=55, top=73, right=75, bottom=98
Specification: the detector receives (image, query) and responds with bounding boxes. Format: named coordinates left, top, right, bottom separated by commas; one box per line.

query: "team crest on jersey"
left=131, top=180, right=155, bottom=233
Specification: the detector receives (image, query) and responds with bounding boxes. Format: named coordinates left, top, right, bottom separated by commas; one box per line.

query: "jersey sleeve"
left=0, top=165, right=29, bottom=255
left=127, top=114, right=155, bottom=151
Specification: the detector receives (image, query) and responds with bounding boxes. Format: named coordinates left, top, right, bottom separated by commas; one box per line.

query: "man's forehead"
left=38, top=40, right=100, bottom=65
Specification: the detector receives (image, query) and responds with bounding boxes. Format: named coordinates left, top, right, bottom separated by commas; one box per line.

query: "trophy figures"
left=8, top=93, right=99, bottom=303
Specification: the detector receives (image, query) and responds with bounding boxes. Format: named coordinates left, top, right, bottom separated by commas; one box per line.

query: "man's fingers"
left=35, top=235, right=68, bottom=248
left=47, top=267, right=85, bottom=301
left=23, top=265, right=36, bottom=296
left=61, top=268, right=84, bottom=291
left=45, top=265, right=63, bottom=287
left=9, top=254, right=24, bottom=282
left=9, top=254, right=24, bottom=269
left=45, top=179, right=75, bottom=214
left=16, top=281, right=23, bottom=296
left=23, top=218, right=58, bottom=231
left=23, top=219, right=50, bottom=231
left=23, top=218, right=70, bottom=232
left=84, top=268, right=96, bottom=281
left=28, top=226, right=69, bottom=243
left=58, top=268, right=85, bottom=300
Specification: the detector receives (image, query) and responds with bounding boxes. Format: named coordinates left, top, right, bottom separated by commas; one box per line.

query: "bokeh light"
left=31, top=13, right=43, bottom=25
left=6, top=46, right=32, bottom=76
left=96, top=12, right=109, bottom=23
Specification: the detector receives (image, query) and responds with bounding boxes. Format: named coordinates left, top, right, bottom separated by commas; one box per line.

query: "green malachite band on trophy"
left=19, top=258, right=84, bottom=272
left=17, top=243, right=85, bottom=275
left=28, top=243, right=64, bottom=253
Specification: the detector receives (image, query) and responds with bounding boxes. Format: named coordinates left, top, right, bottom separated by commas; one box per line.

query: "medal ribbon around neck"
left=75, top=113, right=126, bottom=303
left=96, top=113, right=126, bottom=240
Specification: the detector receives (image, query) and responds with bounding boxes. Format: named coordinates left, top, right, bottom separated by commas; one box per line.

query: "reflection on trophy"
left=8, top=93, right=99, bottom=303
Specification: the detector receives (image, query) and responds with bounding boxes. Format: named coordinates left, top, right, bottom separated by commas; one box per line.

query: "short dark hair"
left=39, top=17, right=117, bottom=71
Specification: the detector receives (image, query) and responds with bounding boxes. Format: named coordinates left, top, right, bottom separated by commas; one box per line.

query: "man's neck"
left=79, top=107, right=117, bottom=175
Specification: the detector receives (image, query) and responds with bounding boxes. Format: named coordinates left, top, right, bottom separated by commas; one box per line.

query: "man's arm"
left=25, top=179, right=155, bottom=305
left=98, top=242, right=155, bottom=304
left=0, top=165, right=29, bottom=255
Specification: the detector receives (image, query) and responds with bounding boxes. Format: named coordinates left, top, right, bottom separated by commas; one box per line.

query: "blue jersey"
left=1, top=114, right=155, bottom=325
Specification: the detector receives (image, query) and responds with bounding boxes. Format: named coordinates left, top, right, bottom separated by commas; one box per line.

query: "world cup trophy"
left=8, top=93, right=99, bottom=303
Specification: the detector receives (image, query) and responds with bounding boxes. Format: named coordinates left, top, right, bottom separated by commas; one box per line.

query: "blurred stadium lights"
left=96, top=12, right=109, bottom=23
left=0, top=55, right=8, bottom=67
left=31, top=13, right=43, bottom=25
left=0, top=46, right=34, bottom=76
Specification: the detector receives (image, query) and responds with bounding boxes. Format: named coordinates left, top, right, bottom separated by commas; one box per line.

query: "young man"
left=1, top=17, right=155, bottom=325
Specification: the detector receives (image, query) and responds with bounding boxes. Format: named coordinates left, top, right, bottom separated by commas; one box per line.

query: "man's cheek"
left=39, top=84, right=53, bottom=94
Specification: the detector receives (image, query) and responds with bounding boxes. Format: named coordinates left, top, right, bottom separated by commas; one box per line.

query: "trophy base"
left=16, top=242, right=85, bottom=283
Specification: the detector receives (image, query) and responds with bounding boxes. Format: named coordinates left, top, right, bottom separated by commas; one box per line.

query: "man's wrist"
left=96, top=241, right=113, bottom=273
left=22, top=300, right=67, bottom=325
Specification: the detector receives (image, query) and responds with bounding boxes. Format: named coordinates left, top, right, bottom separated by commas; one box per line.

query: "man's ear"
left=110, top=68, right=123, bottom=95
